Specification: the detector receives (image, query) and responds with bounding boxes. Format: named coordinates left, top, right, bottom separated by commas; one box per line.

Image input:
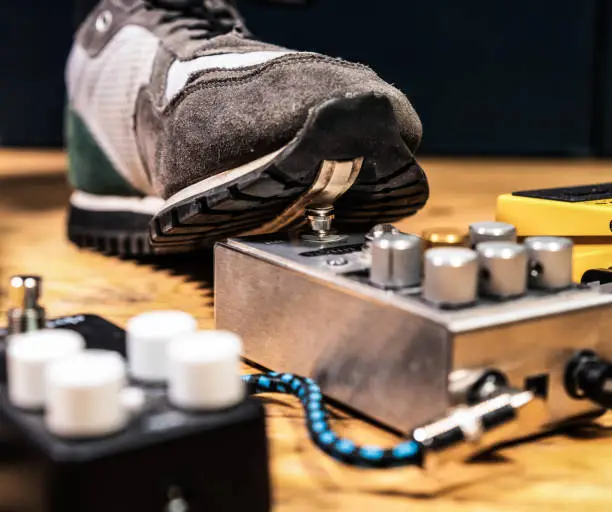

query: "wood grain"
left=2, top=150, right=612, bottom=510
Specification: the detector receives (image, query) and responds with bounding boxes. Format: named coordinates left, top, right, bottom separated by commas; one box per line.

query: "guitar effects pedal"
left=0, top=310, right=270, bottom=512
left=215, top=206, right=612, bottom=452
left=497, top=182, right=612, bottom=283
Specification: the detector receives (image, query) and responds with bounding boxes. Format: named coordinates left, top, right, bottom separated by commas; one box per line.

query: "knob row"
left=425, top=236, right=573, bottom=306
left=421, top=221, right=517, bottom=250
left=367, top=226, right=573, bottom=307
left=7, top=313, right=244, bottom=438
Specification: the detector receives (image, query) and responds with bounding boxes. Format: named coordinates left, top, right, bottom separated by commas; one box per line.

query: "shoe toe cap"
left=158, top=54, right=422, bottom=197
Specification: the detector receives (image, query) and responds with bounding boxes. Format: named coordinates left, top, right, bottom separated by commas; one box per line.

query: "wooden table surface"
left=2, top=150, right=612, bottom=511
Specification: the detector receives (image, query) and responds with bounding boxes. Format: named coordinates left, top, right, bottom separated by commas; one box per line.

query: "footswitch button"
left=168, top=331, right=244, bottom=411
left=7, top=329, right=85, bottom=410
left=45, top=350, right=128, bottom=438
left=126, top=310, right=197, bottom=383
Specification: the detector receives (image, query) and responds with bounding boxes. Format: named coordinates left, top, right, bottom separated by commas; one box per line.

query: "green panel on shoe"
left=65, top=108, right=143, bottom=197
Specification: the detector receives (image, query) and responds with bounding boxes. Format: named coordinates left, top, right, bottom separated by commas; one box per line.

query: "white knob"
left=168, top=331, right=244, bottom=411
left=45, top=350, right=128, bottom=438
left=7, top=329, right=85, bottom=410
left=126, top=310, right=198, bottom=383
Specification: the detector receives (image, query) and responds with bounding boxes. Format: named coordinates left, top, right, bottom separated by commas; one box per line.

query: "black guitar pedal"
left=0, top=313, right=271, bottom=512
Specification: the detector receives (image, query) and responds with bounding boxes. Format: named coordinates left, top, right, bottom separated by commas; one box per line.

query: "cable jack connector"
left=565, top=350, right=612, bottom=409
left=412, top=387, right=547, bottom=467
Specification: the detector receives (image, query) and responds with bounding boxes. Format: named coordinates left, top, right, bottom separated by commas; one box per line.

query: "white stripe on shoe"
left=70, top=191, right=165, bottom=215
left=164, top=144, right=288, bottom=208
left=71, top=143, right=288, bottom=215
left=164, top=51, right=294, bottom=101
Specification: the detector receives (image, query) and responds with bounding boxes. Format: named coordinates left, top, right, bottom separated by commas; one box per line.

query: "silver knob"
left=365, top=224, right=400, bottom=242
left=469, top=222, right=517, bottom=247
left=363, top=224, right=401, bottom=257
left=423, top=247, right=479, bottom=306
left=369, top=233, right=422, bottom=289
left=476, top=242, right=528, bottom=298
left=524, top=237, right=573, bottom=290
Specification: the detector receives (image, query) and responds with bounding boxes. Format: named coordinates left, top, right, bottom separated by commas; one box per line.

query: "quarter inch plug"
left=413, top=387, right=547, bottom=468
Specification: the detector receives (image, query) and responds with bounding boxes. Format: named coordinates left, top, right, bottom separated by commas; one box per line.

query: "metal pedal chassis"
left=215, top=233, right=612, bottom=438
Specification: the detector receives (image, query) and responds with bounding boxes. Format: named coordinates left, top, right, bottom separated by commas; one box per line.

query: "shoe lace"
left=143, top=0, right=247, bottom=39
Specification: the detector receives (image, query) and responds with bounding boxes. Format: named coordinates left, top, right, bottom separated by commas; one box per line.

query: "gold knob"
left=422, top=228, right=466, bottom=248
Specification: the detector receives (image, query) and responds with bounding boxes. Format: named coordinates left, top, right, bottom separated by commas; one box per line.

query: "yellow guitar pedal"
left=496, top=183, right=612, bottom=282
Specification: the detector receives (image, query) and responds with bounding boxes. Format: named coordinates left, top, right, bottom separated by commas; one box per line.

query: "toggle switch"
left=7, top=275, right=46, bottom=335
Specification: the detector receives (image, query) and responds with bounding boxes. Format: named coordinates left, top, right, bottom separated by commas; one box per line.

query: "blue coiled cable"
left=242, top=372, right=424, bottom=469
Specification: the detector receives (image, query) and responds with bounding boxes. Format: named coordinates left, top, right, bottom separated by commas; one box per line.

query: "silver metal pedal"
left=215, top=212, right=612, bottom=454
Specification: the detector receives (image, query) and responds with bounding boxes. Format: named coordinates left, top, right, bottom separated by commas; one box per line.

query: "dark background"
left=1, top=0, right=611, bottom=156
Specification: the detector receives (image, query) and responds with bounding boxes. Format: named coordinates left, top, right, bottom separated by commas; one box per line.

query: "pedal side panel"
left=215, top=244, right=450, bottom=432
left=454, top=304, right=612, bottom=426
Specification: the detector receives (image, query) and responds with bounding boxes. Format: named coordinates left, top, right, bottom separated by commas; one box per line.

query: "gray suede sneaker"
left=66, top=0, right=429, bottom=255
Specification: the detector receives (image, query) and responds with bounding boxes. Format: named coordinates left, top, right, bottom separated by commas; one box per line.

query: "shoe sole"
left=67, top=92, right=429, bottom=256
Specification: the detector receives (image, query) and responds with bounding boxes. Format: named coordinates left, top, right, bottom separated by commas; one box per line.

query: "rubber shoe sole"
left=67, top=92, right=429, bottom=256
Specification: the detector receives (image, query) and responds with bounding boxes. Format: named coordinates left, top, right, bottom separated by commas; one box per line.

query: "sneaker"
left=65, top=0, right=429, bottom=256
